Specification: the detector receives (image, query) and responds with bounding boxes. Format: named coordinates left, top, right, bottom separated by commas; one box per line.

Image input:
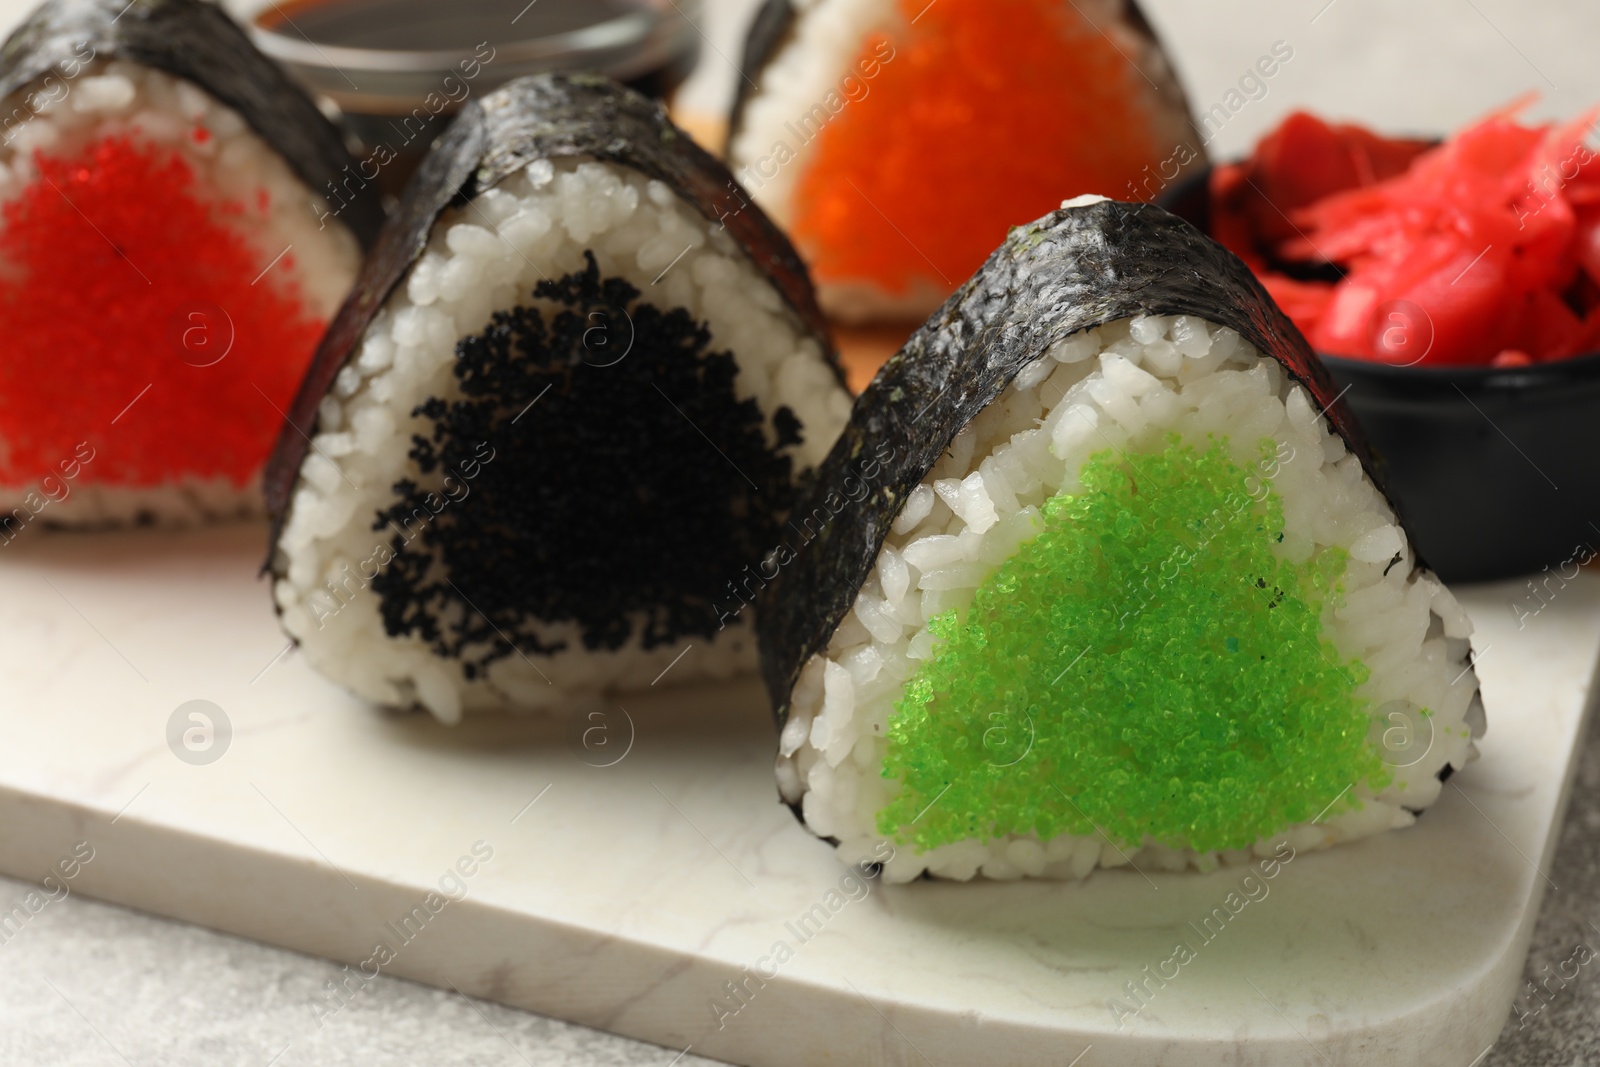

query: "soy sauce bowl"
left=1160, top=166, right=1600, bottom=584
left=248, top=0, right=699, bottom=192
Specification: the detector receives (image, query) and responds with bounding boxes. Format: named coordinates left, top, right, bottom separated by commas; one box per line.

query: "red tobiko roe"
left=1211, top=101, right=1600, bottom=366
left=0, top=133, right=327, bottom=489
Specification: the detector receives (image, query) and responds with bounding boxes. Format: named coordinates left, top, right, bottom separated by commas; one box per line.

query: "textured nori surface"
left=727, top=0, right=1206, bottom=166
left=264, top=72, right=839, bottom=562
left=0, top=0, right=384, bottom=248
left=757, top=199, right=1405, bottom=732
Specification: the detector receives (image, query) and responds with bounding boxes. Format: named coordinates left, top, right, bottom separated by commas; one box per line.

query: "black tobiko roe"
left=371, top=252, right=803, bottom=679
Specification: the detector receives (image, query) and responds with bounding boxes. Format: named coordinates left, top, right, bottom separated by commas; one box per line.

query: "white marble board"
left=0, top=524, right=1592, bottom=1067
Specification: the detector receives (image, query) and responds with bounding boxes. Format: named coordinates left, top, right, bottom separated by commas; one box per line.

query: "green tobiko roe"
left=878, top=435, right=1390, bottom=855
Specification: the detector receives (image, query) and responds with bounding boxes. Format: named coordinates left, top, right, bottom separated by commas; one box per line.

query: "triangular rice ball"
left=0, top=0, right=380, bottom=528
left=728, top=0, right=1208, bottom=321
left=267, top=75, right=852, bottom=721
left=759, top=197, right=1485, bottom=882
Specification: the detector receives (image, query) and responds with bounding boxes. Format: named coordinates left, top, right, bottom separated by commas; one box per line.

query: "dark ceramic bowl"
left=1160, top=167, right=1600, bottom=584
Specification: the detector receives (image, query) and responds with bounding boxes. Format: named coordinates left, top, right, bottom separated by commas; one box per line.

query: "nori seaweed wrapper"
left=756, top=198, right=1397, bottom=730
left=0, top=0, right=384, bottom=248
left=264, top=71, right=840, bottom=556
left=727, top=0, right=1205, bottom=160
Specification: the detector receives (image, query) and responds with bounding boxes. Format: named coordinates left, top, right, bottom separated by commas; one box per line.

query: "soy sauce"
left=255, top=0, right=646, bottom=53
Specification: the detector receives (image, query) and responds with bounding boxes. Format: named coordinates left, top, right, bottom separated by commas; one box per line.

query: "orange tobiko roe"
left=0, top=134, right=327, bottom=489
left=790, top=0, right=1173, bottom=299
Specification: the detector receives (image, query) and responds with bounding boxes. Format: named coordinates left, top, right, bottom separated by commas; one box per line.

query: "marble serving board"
left=0, top=523, right=1592, bottom=1067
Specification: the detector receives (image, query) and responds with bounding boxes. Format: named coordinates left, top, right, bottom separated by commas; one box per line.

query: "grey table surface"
left=5, top=0, right=1600, bottom=1063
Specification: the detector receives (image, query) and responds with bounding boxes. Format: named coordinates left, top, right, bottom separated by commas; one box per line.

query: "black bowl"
left=1160, top=167, right=1600, bottom=583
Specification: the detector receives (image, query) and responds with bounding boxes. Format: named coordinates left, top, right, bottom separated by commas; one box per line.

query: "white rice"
left=778, top=313, right=1483, bottom=882
left=272, top=157, right=853, bottom=722
left=0, top=61, right=361, bottom=525
left=728, top=0, right=1196, bottom=322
